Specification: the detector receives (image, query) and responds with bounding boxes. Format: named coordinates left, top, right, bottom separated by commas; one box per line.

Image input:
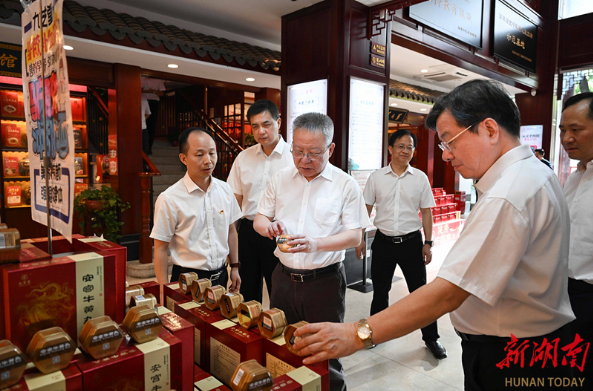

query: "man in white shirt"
left=141, top=76, right=166, bottom=154
left=254, top=113, right=370, bottom=391
left=227, top=100, right=293, bottom=303
left=292, top=80, right=575, bottom=390
left=150, top=127, right=242, bottom=296
left=358, top=128, right=445, bottom=360
left=141, top=97, right=151, bottom=155
left=560, top=92, right=593, bottom=386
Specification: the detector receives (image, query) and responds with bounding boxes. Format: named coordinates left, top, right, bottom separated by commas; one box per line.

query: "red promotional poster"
left=1, top=90, right=19, bottom=117
left=3, top=156, right=18, bottom=177
left=71, top=97, right=84, bottom=121
left=5, top=185, right=21, bottom=206
left=2, top=122, right=22, bottom=147
left=74, top=183, right=88, bottom=198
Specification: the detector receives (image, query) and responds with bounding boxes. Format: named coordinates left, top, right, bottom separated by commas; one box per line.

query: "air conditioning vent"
left=424, top=73, right=462, bottom=82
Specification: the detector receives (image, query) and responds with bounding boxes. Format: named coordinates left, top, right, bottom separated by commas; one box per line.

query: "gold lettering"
left=0, top=53, right=17, bottom=68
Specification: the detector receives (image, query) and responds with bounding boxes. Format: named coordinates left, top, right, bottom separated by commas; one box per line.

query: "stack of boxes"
left=429, top=188, right=461, bottom=224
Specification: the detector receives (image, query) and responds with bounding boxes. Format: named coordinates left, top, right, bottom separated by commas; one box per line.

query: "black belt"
left=455, top=325, right=568, bottom=344
left=280, top=263, right=340, bottom=283
left=376, top=229, right=420, bottom=244
left=172, top=263, right=226, bottom=281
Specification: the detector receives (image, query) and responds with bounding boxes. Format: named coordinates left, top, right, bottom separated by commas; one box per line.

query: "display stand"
left=348, top=230, right=374, bottom=293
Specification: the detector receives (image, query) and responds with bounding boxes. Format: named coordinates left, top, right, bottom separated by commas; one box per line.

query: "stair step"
left=154, top=165, right=186, bottom=175
left=150, top=156, right=182, bottom=165
left=153, top=174, right=184, bottom=185
left=149, top=148, right=179, bottom=157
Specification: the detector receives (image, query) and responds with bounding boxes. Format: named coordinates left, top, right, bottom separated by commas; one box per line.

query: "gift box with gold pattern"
left=160, top=309, right=194, bottom=391
left=272, top=365, right=329, bottom=391
left=3, top=364, right=82, bottom=391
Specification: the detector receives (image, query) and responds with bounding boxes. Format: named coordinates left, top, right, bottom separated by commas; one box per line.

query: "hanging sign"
left=370, top=54, right=385, bottom=69
left=388, top=108, right=409, bottom=124
left=0, top=42, right=22, bottom=77
left=22, top=0, right=75, bottom=241
left=370, top=42, right=386, bottom=57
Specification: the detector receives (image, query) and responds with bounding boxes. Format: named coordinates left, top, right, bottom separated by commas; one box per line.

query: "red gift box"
left=272, top=366, right=330, bottom=391
left=75, top=328, right=181, bottom=391
left=160, top=308, right=194, bottom=391
left=1, top=90, right=19, bottom=117
left=206, top=319, right=264, bottom=387
left=193, top=364, right=231, bottom=391
left=262, top=335, right=329, bottom=379
left=70, top=97, right=85, bottom=122
left=164, top=282, right=192, bottom=310
left=5, top=185, right=21, bottom=206
left=1, top=122, right=23, bottom=147
left=27, top=234, right=85, bottom=255
left=1, top=252, right=119, bottom=351
left=138, top=280, right=161, bottom=303
left=19, top=242, right=52, bottom=263
left=174, top=301, right=224, bottom=371
left=4, top=363, right=82, bottom=391
left=435, top=215, right=442, bottom=224
left=3, top=156, right=18, bottom=177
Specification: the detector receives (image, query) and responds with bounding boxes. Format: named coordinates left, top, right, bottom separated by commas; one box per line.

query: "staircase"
left=150, top=139, right=186, bottom=206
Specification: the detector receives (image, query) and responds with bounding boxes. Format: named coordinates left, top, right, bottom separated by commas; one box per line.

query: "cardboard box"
left=1, top=252, right=119, bottom=351
left=174, top=301, right=224, bottom=371
left=193, top=365, right=231, bottom=391
left=1, top=90, right=20, bottom=117
left=4, top=363, right=82, bottom=391
left=262, top=335, right=329, bottom=379
left=1, top=121, right=25, bottom=148
left=206, top=319, right=264, bottom=387
left=75, top=328, right=182, bottom=391
left=272, top=366, right=329, bottom=391
left=165, top=282, right=192, bottom=310
left=161, top=309, right=195, bottom=391
left=138, top=281, right=161, bottom=304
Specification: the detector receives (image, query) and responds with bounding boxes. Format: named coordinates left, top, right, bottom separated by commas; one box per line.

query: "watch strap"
left=424, top=240, right=433, bottom=246
left=357, top=319, right=376, bottom=349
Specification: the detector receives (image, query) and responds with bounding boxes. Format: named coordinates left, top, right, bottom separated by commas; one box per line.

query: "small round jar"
left=276, top=234, right=295, bottom=253
left=26, top=327, right=76, bottom=374
left=122, top=305, right=162, bottom=344
left=204, top=285, right=226, bottom=311
left=284, top=321, right=310, bottom=355
left=0, top=339, right=27, bottom=389
left=220, top=293, right=244, bottom=319
left=179, top=272, right=198, bottom=295
left=258, top=308, right=287, bottom=339
left=230, top=359, right=273, bottom=391
left=191, top=278, right=212, bottom=303
left=237, top=301, right=262, bottom=329
left=125, top=285, right=145, bottom=308
left=129, top=293, right=158, bottom=310
left=0, top=228, right=20, bottom=265
left=78, top=316, right=124, bottom=360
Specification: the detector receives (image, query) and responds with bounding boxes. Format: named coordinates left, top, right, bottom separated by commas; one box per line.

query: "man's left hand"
left=287, top=235, right=319, bottom=253
left=422, top=244, right=433, bottom=265
left=229, top=268, right=241, bottom=292
left=292, top=322, right=363, bottom=364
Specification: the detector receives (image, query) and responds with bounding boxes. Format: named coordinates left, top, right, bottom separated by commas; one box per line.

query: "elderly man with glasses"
left=254, top=112, right=370, bottom=391
left=291, top=80, right=575, bottom=391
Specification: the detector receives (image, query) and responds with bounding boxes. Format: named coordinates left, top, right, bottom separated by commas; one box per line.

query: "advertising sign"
left=520, top=125, right=543, bottom=151
left=0, top=42, right=22, bottom=77
left=286, top=79, right=327, bottom=145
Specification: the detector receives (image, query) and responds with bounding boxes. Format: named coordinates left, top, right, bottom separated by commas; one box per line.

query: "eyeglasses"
left=394, top=144, right=414, bottom=152
left=291, top=144, right=330, bottom=160
left=438, top=121, right=480, bottom=152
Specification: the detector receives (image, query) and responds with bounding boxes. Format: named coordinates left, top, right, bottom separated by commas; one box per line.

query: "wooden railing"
left=139, top=152, right=160, bottom=264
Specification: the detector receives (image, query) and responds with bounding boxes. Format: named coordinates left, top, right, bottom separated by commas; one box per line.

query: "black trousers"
left=460, top=327, right=576, bottom=391
left=567, top=278, right=593, bottom=389
left=271, top=263, right=347, bottom=391
left=142, top=128, right=150, bottom=155
left=238, top=219, right=279, bottom=303
left=370, top=230, right=439, bottom=342
left=146, top=99, right=159, bottom=153
left=170, top=264, right=228, bottom=289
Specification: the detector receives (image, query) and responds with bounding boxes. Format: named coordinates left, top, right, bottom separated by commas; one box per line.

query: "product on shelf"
left=237, top=301, right=262, bottom=329
left=191, top=278, right=212, bottom=303
left=5, top=183, right=21, bottom=207
left=73, top=128, right=83, bottom=149
left=258, top=309, right=287, bottom=339
left=125, top=285, right=145, bottom=308
left=178, top=271, right=198, bottom=295
left=284, top=321, right=310, bottom=355
left=0, top=339, right=27, bottom=389
left=220, top=292, right=244, bottom=319
left=74, top=157, right=83, bottom=175
left=129, top=293, right=158, bottom=310
left=78, top=315, right=124, bottom=360
left=204, top=285, right=226, bottom=311
left=0, top=228, right=21, bottom=265
left=3, top=155, right=18, bottom=176
left=21, top=183, right=31, bottom=206
left=1, top=121, right=24, bottom=147
left=122, top=305, right=162, bottom=344
left=18, top=156, right=29, bottom=176
left=230, top=360, right=273, bottom=391
left=0, top=91, right=22, bottom=118
left=26, top=327, right=76, bottom=374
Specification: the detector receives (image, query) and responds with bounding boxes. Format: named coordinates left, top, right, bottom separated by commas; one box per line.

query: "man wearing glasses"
left=254, top=112, right=370, bottom=391
left=291, top=80, right=575, bottom=390
left=356, top=128, right=446, bottom=360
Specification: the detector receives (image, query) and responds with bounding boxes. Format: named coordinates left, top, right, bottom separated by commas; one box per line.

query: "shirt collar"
left=385, top=164, right=414, bottom=177
left=182, top=172, right=214, bottom=194
left=256, top=137, right=287, bottom=156
left=291, top=162, right=334, bottom=182
left=577, top=160, right=593, bottom=173
left=475, top=144, right=533, bottom=196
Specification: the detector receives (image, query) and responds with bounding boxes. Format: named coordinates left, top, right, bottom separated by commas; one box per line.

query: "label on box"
left=71, top=252, right=105, bottom=337
left=210, top=337, right=240, bottom=385
left=287, top=367, right=321, bottom=391
left=266, top=353, right=296, bottom=379
left=179, top=301, right=201, bottom=310
left=212, top=319, right=235, bottom=330
left=157, top=306, right=171, bottom=315
left=271, top=335, right=286, bottom=346
left=23, top=370, right=66, bottom=391
left=137, top=337, right=171, bottom=391
left=195, top=376, right=224, bottom=391
left=194, top=327, right=201, bottom=365
left=166, top=297, right=175, bottom=311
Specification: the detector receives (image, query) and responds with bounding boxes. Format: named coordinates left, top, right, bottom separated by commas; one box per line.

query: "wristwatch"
left=356, top=319, right=376, bottom=349
left=424, top=240, right=433, bottom=247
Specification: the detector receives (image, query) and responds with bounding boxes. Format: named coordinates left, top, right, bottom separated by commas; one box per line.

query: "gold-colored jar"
left=258, top=308, right=287, bottom=339
left=191, top=278, right=212, bottom=303
left=220, top=293, right=244, bottom=319
left=129, top=293, right=158, bottom=310
left=179, top=272, right=198, bottom=295
left=276, top=234, right=295, bottom=253
left=26, top=327, right=76, bottom=374
left=78, top=316, right=124, bottom=360
left=0, top=340, right=27, bottom=389
left=203, top=285, right=226, bottom=311
left=237, top=301, right=262, bottom=329
left=122, top=305, right=162, bottom=344
left=230, top=360, right=273, bottom=391
left=284, top=321, right=310, bottom=355
left=0, top=228, right=20, bottom=265
left=0, top=223, right=7, bottom=229
left=125, top=285, right=145, bottom=308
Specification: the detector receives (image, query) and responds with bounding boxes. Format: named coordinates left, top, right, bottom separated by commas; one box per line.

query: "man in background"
left=534, top=148, right=553, bottom=169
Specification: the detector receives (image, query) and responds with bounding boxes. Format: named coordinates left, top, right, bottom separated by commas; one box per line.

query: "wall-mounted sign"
left=370, top=42, right=386, bottom=56
left=388, top=108, right=409, bottom=124
left=520, top=125, right=543, bottom=150
left=348, top=78, right=385, bottom=171
left=493, top=0, right=538, bottom=73
left=0, top=42, right=21, bottom=77
left=409, top=0, right=484, bottom=48
left=370, top=54, right=385, bottom=69
left=286, top=79, right=328, bottom=144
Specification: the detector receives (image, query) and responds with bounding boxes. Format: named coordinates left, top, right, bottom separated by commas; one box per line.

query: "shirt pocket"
left=313, top=198, right=341, bottom=226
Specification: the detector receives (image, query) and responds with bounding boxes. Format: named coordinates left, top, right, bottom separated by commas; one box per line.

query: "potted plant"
left=74, top=186, right=131, bottom=243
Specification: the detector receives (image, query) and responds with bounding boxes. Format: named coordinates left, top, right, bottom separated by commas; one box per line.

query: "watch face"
left=358, top=327, right=370, bottom=339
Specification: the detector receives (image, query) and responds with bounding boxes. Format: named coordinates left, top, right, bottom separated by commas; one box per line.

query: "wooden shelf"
left=0, top=116, right=25, bottom=122
left=4, top=176, right=29, bottom=180
left=5, top=204, right=31, bottom=209
left=1, top=147, right=27, bottom=152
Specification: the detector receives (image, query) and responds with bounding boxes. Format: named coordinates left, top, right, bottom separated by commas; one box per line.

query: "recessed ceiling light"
left=420, top=69, right=428, bottom=73
left=246, top=77, right=255, bottom=82
left=63, top=45, right=74, bottom=51
left=390, top=103, right=398, bottom=106
left=420, top=108, right=427, bottom=111
left=168, top=64, right=179, bottom=68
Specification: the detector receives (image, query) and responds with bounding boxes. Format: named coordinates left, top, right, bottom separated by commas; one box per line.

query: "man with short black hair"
left=534, top=148, right=553, bottom=169
left=227, top=100, right=293, bottom=303
left=151, top=127, right=242, bottom=296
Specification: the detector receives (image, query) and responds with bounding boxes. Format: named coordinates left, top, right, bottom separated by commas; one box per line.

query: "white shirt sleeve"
left=142, top=99, right=151, bottom=116
left=341, top=179, right=371, bottom=231
left=419, top=174, right=436, bottom=208
left=257, top=171, right=278, bottom=218
left=229, top=189, right=243, bottom=224
left=150, top=193, right=177, bottom=243
left=226, top=153, right=243, bottom=195
left=363, top=173, right=376, bottom=206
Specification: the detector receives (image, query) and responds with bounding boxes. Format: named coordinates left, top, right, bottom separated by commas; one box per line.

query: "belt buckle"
left=393, top=237, right=403, bottom=244
left=291, top=273, right=304, bottom=283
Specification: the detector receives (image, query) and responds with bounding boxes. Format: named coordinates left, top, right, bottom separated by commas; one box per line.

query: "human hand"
left=266, top=220, right=287, bottom=240
left=229, top=268, right=241, bottom=292
left=287, top=234, right=319, bottom=253
left=422, top=244, right=433, bottom=265
left=292, top=322, right=364, bottom=364
left=355, top=240, right=365, bottom=260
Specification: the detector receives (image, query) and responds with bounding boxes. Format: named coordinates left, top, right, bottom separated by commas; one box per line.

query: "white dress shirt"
left=150, top=173, right=242, bottom=270
left=227, top=137, right=293, bottom=220
left=438, top=145, right=575, bottom=338
left=364, top=164, right=435, bottom=236
left=564, top=160, right=593, bottom=284
left=141, top=98, right=151, bottom=130
left=258, top=163, right=371, bottom=270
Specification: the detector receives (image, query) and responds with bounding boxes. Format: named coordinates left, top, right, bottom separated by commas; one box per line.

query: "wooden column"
left=254, top=88, right=281, bottom=111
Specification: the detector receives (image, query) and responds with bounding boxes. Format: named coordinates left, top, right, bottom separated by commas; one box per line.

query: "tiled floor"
left=128, top=242, right=462, bottom=391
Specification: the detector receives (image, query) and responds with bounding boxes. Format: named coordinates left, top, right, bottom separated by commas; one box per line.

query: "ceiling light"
left=63, top=45, right=74, bottom=51
left=420, top=69, right=428, bottom=73
left=420, top=108, right=427, bottom=111
left=168, top=64, right=179, bottom=69
left=390, top=103, right=398, bottom=106
left=246, top=77, right=255, bottom=82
